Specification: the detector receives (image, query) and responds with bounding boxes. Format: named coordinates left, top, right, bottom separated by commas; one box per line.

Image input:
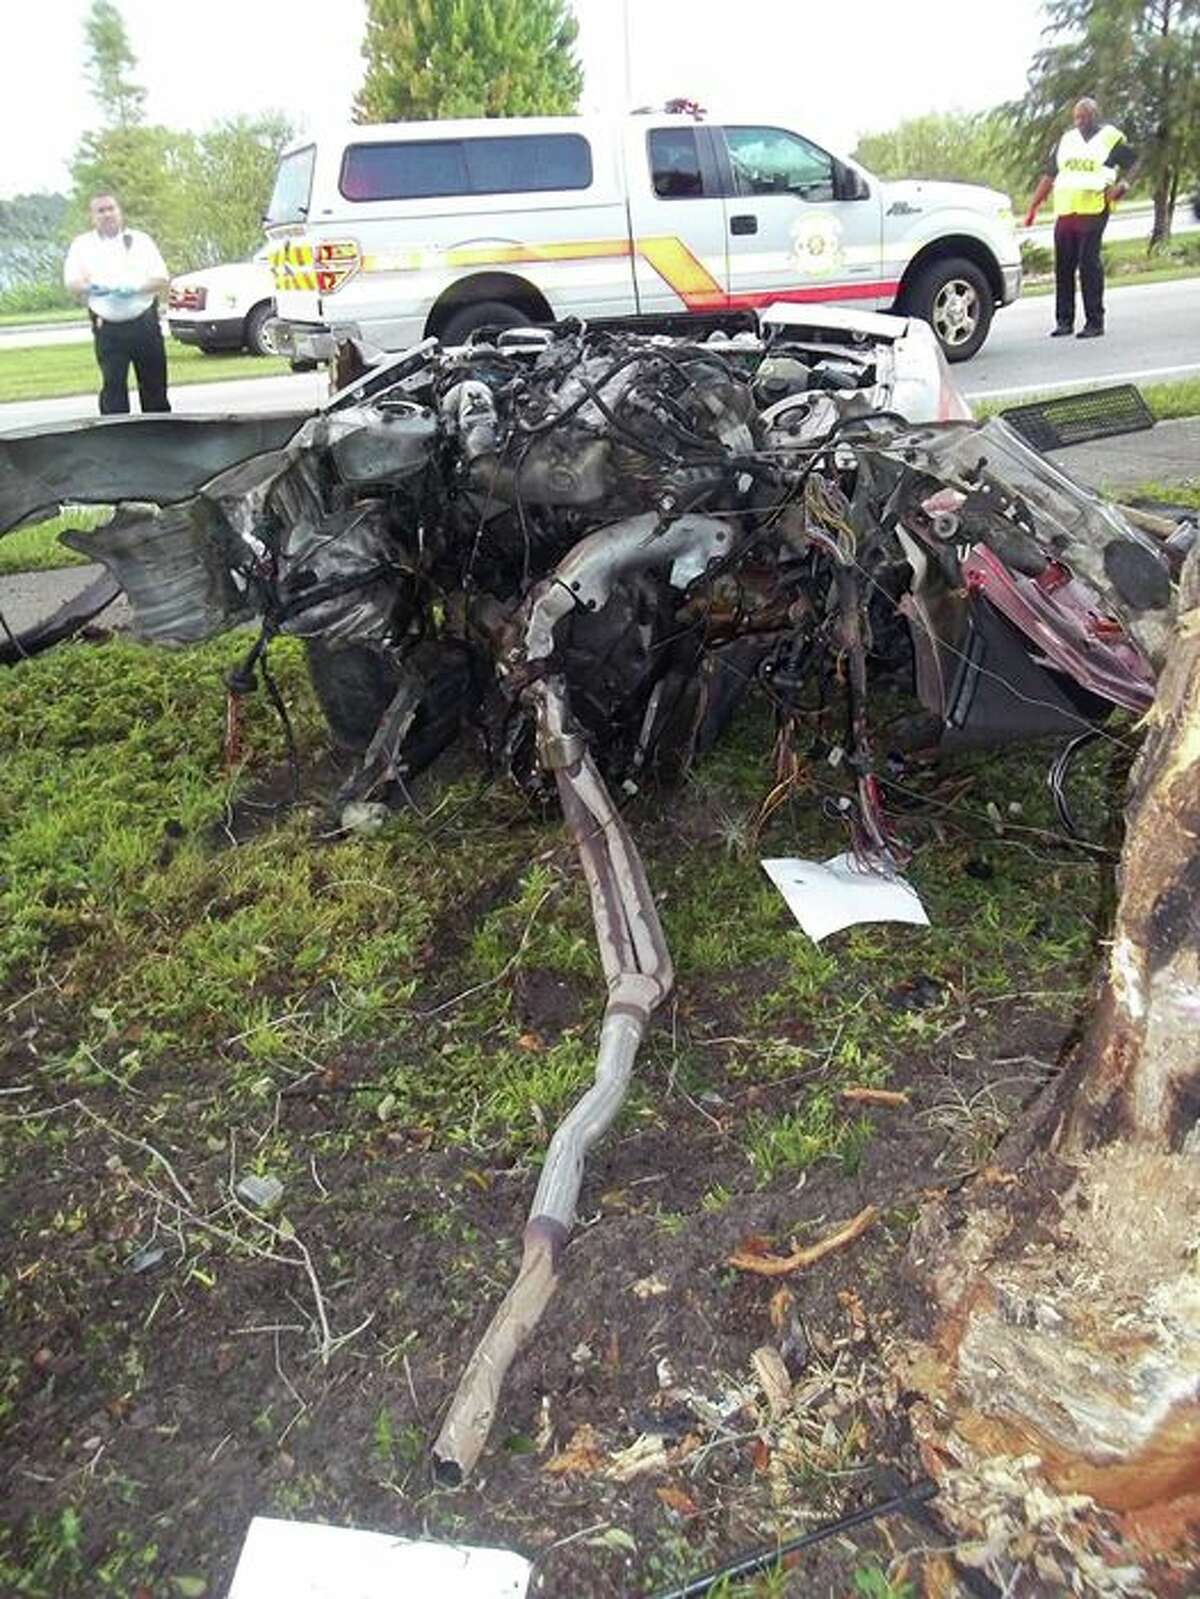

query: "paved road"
left=961, top=276, right=1200, bottom=401
left=0, top=278, right=1196, bottom=431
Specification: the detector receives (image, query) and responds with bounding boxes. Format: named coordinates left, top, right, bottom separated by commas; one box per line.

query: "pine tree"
left=83, top=0, right=146, bottom=130
left=1017, top=0, right=1200, bottom=244
left=354, top=0, right=582, bottom=124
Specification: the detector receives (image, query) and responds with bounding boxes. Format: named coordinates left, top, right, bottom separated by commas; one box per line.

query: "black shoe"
left=1049, top=324, right=1073, bottom=337
left=1076, top=324, right=1104, bottom=339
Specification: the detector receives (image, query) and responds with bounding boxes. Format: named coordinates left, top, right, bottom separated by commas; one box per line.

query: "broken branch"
left=728, top=1205, right=879, bottom=1277
left=841, top=1086, right=910, bottom=1107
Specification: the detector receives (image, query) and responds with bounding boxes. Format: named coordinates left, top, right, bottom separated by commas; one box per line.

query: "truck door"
left=714, top=125, right=886, bottom=310
left=623, top=120, right=731, bottom=315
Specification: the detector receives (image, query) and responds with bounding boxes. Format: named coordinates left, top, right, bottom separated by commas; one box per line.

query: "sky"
left=0, top=0, right=1048, bottom=200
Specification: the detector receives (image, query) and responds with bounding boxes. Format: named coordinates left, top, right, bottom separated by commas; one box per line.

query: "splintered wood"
left=728, top=1205, right=879, bottom=1277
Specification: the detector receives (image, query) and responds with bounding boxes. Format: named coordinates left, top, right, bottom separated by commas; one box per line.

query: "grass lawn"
left=0, top=593, right=1131, bottom=1593
left=0, top=340, right=289, bottom=404
left=1021, top=230, right=1200, bottom=296
left=0, top=307, right=87, bottom=328
left=0, top=509, right=111, bottom=576
left=1023, top=262, right=1200, bottom=295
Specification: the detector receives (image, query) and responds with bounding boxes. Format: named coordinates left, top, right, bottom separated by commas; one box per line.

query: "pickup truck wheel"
left=244, top=302, right=279, bottom=357
left=908, top=257, right=993, bottom=362
left=439, top=300, right=531, bottom=346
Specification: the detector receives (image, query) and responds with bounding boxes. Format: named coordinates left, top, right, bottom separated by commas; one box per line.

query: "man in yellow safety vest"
left=1023, top=98, right=1137, bottom=339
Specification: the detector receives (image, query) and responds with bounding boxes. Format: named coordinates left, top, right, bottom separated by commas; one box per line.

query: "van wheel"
left=906, top=257, right=993, bottom=362
left=439, top=300, right=531, bottom=346
left=244, top=302, right=279, bottom=357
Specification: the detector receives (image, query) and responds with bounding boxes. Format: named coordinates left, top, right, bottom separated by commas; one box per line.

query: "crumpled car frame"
left=0, top=312, right=1177, bottom=1479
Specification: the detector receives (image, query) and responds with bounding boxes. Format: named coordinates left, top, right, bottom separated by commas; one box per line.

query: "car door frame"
left=709, top=123, right=887, bottom=310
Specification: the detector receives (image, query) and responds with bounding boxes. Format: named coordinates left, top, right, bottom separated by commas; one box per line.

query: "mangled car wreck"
left=0, top=304, right=1180, bottom=1482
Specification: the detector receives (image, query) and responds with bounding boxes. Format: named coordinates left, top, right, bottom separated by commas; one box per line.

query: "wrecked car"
left=0, top=304, right=1178, bottom=1480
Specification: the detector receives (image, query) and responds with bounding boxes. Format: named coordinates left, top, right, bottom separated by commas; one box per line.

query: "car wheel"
left=907, top=257, right=994, bottom=362
left=304, top=639, right=472, bottom=773
left=439, top=299, right=531, bottom=346
left=244, top=301, right=279, bottom=357
left=305, top=640, right=400, bottom=752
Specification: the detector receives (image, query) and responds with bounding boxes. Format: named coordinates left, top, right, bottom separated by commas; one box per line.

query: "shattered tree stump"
left=900, top=547, right=1200, bottom=1592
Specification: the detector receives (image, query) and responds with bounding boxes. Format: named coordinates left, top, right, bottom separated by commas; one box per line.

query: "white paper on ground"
left=761, top=853, right=930, bottom=944
left=227, top=1517, right=532, bottom=1599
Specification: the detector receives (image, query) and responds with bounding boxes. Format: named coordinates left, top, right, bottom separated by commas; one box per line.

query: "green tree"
left=354, top=0, right=582, bottom=123
left=1016, top=0, right=1200, bottom=245
left=852, top=109, right=1026, bottom=200
left=178, top=114, right=295, bottom=266
left=83, top=0, right=146, bottom=129
left=71, top=123, right=197, bottom=268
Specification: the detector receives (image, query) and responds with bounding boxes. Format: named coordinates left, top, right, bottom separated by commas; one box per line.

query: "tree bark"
left=900, top=546, right=1200, bottom=1590
left=1151, top=169, right=1176, bottom=250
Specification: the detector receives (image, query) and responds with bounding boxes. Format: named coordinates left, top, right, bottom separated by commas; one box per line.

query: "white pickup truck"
left=265, top=108, right=1020, bottom=363
left=167, top=251, right=278, bottom=356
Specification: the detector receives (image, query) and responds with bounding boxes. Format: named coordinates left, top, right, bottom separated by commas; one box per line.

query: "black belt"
left=91, top=304, right=155, bottom=329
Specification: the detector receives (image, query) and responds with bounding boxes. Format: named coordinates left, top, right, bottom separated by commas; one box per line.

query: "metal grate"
left=999, top=384, right=1155, bottom=452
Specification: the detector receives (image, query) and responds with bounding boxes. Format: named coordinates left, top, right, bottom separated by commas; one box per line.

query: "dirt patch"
left=1, top=992, right=1075, bottom=1597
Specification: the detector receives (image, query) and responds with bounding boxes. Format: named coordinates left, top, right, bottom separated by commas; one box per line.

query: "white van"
left=265, top=110, right=1020, bottom=363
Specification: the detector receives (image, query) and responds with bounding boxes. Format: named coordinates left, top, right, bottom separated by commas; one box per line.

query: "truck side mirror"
left=834, top=162, right=870, bottom=202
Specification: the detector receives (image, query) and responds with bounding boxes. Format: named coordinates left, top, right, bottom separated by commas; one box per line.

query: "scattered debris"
left=750, top=1345, right=793, bottom=1420
left=339, top=800, right=391, bottom=836
left=235, top=1174, right=284, bottom=1212
left=127, top=1244, right=166, bottom=1274
left=761, top=855, right=930, bottom=944
left=544, top=1424, right=604, bottom=1478
left=630, top=1273, right=670, bottom=1300
left=729, top=1205, right=879, bottom=1277
left=227, top=1517, right=532, bottom=1598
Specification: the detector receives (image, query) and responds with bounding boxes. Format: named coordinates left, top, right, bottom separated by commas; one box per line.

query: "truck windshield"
left=266, top=146, right=316, bottom=225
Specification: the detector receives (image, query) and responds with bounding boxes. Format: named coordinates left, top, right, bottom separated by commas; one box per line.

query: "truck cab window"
left=724, top=127, right=835, bottom=204
left=648, top=128, right=705, bottom=199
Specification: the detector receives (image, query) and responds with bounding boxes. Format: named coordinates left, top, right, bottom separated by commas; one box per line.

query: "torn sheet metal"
left=0, top=412, right=311, bottom=534
left=762, top=854, right=930, bottom=943
left=227, top=1519, right=531, bottom=1599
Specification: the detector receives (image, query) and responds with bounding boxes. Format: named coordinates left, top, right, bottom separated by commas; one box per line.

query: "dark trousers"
left=93, top=305, right=171, bottom=415
left=1054, top=212, right=1108, bottom=330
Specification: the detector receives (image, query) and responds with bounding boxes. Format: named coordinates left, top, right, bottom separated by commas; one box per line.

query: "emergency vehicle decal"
left=788, top=214, right=844, bottom=277
left=273, top=234, right=899, bottom=312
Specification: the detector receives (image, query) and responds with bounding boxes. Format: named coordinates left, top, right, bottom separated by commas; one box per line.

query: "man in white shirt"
left=63, top=194, right=171, bottom=414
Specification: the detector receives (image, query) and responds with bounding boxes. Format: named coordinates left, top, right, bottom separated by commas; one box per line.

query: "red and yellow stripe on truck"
left=270, top=235, right=896, bottom=313
left=270, top=239, right=360, bottom=295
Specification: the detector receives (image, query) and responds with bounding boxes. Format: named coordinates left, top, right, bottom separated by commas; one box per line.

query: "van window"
left=724, top=127, right=835, bottom=203
left=339, top=134, right=592, bottom=202
left=266, top=145, right=316, bottom=225
left=648, top=129, right=706, bottom=199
